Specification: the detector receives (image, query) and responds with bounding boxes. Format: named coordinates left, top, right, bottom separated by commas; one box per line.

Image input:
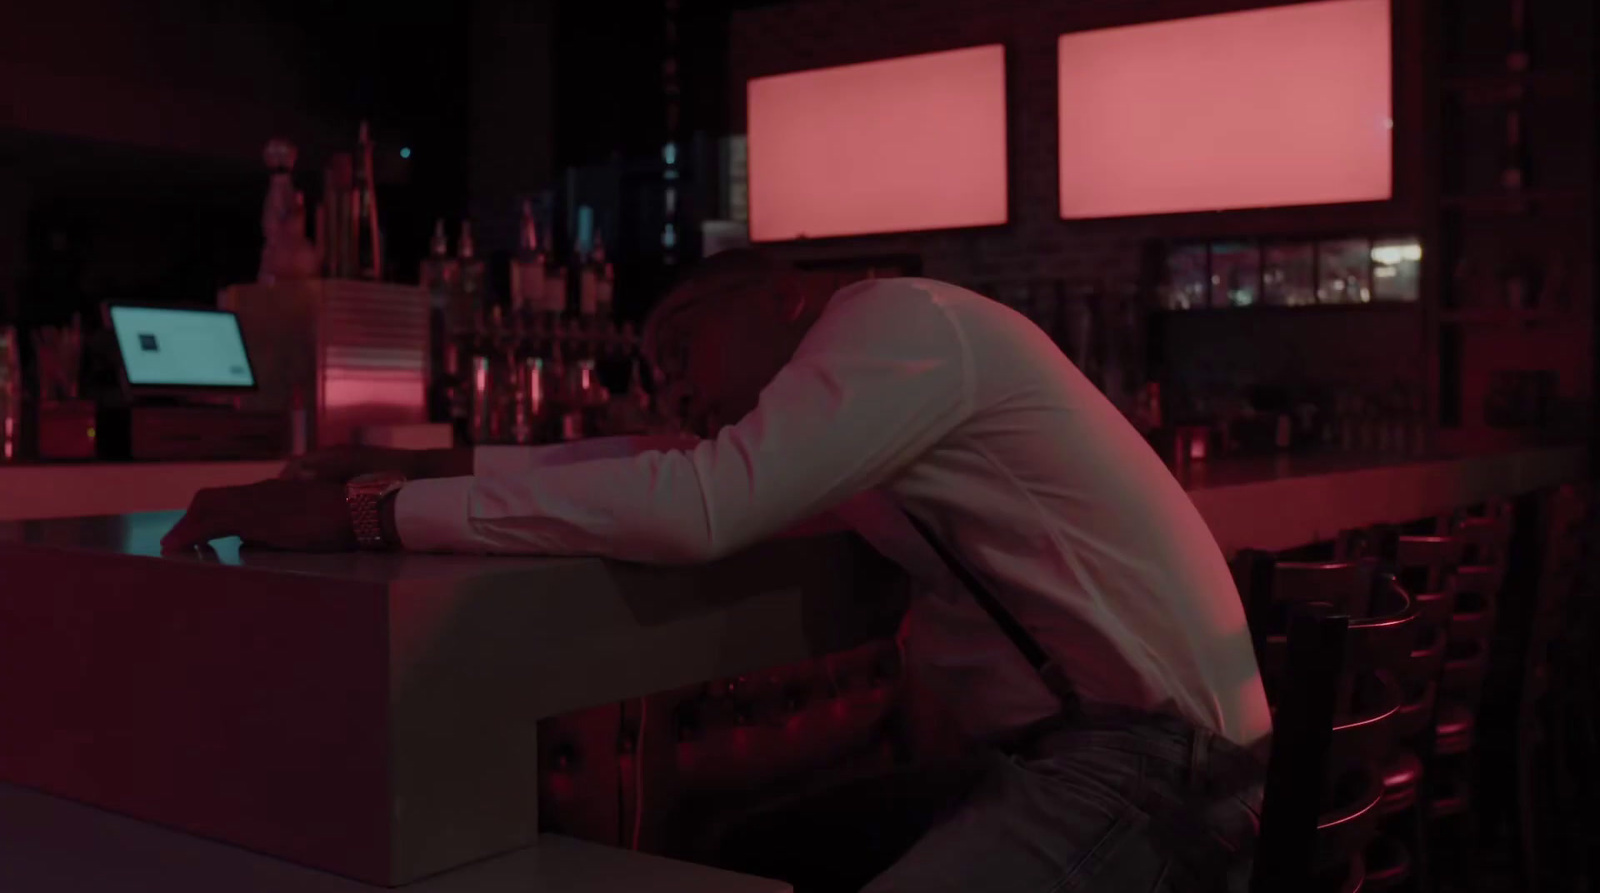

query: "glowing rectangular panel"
left=109, top=306, right=256, bottom=389
left=1058, top=0, right=1392, bottom=219
left=748, top=45, right=1008, bottom=241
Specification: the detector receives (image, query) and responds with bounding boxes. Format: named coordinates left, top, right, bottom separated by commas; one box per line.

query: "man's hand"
left=279, top=446, right=468, bottom=483
left=162, top=480, right=358, bottom=552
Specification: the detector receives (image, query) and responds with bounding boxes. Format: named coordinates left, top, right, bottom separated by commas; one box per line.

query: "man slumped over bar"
left=167, top=250, right=1272, bottom=893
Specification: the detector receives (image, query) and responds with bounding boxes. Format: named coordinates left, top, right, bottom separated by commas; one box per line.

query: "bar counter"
left=1180, top=444, right=1586, bottom=553
left=0, top=444, right=1586, bottom=890
left=0, top=445, right=1585, bottom=539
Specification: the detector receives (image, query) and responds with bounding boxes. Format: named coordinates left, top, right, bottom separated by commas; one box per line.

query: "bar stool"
left=1432, top=521, right=1510, bottom=803
left=1235, top=553, right=1418, bottom=891
left=1346, top=533, right=1464, bottom=892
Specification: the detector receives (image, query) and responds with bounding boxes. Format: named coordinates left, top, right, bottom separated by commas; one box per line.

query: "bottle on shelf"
left=1507, top=0, right=1529, bottom=72
left=514, top=352, right=553, bottom=445
left=421, top=219, right=460, bottom=427
left=0, top=326, right=20, bottom=462
left=353, top=121, right=382, bottom=280
left=544, top=241, right=570, bottom=320
left=467, top=309, right=495, bottom=445
left=491, top=308, right=521, bottom=444
left=601, top=356, right=654, bottom=436
left=322, top=154, right=355, bottom=278
left=579, top=235, right=601, bottom=320
left=420, top=219, right=459, bottom=298
left=579, top=231, right=615, bottom=323
left=597, top=262, right=615, bottom=322
left=438, top=338, right=469, bottom=444
left=545, top=336, right=570, bottom=440
left=511, top=200, right=546, bottom=321
left=457, top=220, right=487, bottom=332
left=578, top=358, right=611, bottom=437
left=1500, top=107, right=1528, bottom=192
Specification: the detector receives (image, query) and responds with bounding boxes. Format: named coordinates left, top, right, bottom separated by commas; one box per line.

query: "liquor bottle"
left=422, top=218, right=458, bottom=414
left=576, top=244, right=596, bottom=321
left=580, top=231, right=610, bottom=319
left=541, top=339, right=577, bottom=441
left=491, top=308, right=521, bottom=444
left=604, top=356, right=655, bottom=435
left=544, top=248, right=570, bottom=319
left=511, top=200, right=546, bottom=320
left=321, top=155, right=352, bottom=277
left=421, top=219, right=455, bottom=287
left=578, top=358, right=610, bottom=437
left=353, top=121, right=382, bottom=280
left=1507, top=0, right=1530, bottom=72
left=467, top=309, right=496, bottom=444
left=597, top=262, right=615, bottom=321
left=458, top=220, right=487, bottom=325
left=513, top=353, right=548, bottom=445
left=1500, top=108, right=1528, bottom=192
left=0, top=325, right=21, bottom=462
left=257, top=138, right=298, bottom=285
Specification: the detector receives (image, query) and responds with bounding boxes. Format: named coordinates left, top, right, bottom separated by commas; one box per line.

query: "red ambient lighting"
left=1058, top=0, right=1393, bottom=219
left=747, top=45, right=1009, bottom=241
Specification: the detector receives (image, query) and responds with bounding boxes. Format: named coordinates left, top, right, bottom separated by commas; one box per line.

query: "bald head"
left=642, top=248, right=794, bottom=362
left=641, top=248, right=829, bottom=437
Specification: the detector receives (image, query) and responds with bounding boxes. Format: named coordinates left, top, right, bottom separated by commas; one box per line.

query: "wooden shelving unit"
left=1430, top=0, right=1595, bottom=446
left=1442, top=68, right=1589, bottom=104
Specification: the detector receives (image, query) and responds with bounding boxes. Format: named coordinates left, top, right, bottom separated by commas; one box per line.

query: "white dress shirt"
left=398, top=278, right=1272, bottom=746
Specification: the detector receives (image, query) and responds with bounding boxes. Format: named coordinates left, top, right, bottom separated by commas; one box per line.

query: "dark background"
left=0, top=0, right=781, bottom=326
left=0, top=0, right=1594, bottom=451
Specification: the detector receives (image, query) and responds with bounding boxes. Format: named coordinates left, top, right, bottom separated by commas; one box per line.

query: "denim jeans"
left=717, top=707, right=1264, bottom=893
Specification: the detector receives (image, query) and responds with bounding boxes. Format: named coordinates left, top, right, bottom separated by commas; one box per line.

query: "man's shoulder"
left=794, top=279, right=972, bottom=365
left=822, top=277, right=993, bottom=327
left=831, top=277, right=979, bottom=304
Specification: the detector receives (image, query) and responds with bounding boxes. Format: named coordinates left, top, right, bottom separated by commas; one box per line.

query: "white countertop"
left=0, top=446, right=1585, bottom=551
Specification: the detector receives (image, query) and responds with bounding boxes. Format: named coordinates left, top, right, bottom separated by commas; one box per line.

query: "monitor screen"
left=109, top=305, right=256, bottom=389
left=747, top=44, right=1009, bottom=241
left=1058, top=0, right=1392, bottom=219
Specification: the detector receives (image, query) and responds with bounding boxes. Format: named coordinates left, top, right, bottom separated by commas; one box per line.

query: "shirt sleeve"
left=473, top=435, right=701, bottom=479
left=395, top=283, right=976, bottom=562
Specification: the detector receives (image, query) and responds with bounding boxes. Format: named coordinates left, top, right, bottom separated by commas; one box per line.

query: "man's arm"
left=470, top=434, right=700, bottom=478
left=393, top=287, right=974, bottom=562
left=383, top=435, right=700, bottom=548
left=409, top=435, right=703, bottom=481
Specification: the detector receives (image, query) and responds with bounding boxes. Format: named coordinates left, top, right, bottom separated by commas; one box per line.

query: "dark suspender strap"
left=901, top=509, right=1080, bottom=711
left=903, top=507, right=1266, bottom=891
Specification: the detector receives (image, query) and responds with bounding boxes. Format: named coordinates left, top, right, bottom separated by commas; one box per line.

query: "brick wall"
left=729, top=0, right=1431, bottom=398
left=730, top=0, right=1153, bottom=291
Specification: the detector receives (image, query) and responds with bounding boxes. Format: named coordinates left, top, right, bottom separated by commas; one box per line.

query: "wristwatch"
left=346, top=472, right=407, bottom=550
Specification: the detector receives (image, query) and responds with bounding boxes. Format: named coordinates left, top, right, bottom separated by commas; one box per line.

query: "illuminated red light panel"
left=1058, top=0, right=1392, bottom=219
left=747, top=45, right=1009, bottom=241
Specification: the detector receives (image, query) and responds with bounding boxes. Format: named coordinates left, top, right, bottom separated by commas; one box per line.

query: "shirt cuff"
left=395, top=476, right=479, bottom=552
